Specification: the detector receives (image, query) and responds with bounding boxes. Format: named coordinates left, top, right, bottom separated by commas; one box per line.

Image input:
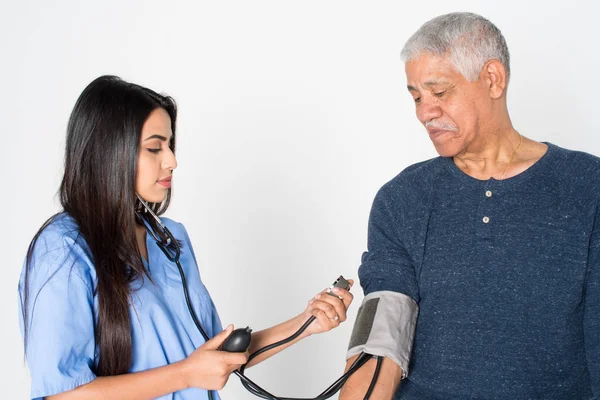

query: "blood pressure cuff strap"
left=346, top=291, right=418, bottom=379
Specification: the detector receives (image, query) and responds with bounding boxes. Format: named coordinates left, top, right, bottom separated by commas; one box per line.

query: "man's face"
left=405, top=54, right=490, bottom=157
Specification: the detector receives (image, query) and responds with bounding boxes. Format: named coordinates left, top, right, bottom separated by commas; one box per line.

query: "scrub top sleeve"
left=358, top=187, right=420, bottom=303
left=19, top=233, right=97, bottom=399
left=178, top=222, right=223, bottom=335
left=585, top=202, right=600, bottom=396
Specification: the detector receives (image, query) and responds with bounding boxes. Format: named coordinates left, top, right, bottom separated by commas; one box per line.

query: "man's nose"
left=417, top=98, right=442, bottom=124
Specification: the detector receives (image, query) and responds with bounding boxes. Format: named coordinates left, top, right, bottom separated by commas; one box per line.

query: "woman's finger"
left=312, top=309, right=336, bottom=331
left=330, top=286, right=354, bottom=310
left=314, top=291, right=350, bottom=322
left=310, top=295, right=339, bottom=320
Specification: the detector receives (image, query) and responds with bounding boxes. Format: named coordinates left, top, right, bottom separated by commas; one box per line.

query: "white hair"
left=400, top=12, right=510, bottom=82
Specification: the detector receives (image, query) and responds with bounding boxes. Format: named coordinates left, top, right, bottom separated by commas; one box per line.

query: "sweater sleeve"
left=358, top=186, right=420, bottom=302
left=347, top=185, right=419, bottom=377
left=585, top=200, right=600, bottom=395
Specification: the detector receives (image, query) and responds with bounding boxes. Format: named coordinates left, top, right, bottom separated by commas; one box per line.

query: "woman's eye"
left=414, top=98, right=421, bottom=104
left=148, top=148, right=161, bottom=154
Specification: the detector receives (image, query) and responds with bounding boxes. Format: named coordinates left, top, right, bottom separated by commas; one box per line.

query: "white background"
left=2, top=0, right=599, bottom=398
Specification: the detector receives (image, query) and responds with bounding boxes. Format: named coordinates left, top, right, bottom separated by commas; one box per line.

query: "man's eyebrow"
left=407, top=80, right=451, bottom=91
left=143, top=134, right=170, bottom=142
left=423, top=80, right=450, bottom=88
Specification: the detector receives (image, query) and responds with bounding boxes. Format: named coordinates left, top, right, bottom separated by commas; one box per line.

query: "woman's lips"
left=157, top=176, right=172, bottom=188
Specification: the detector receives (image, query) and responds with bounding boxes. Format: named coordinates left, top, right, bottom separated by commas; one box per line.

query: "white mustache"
left=425, top=120, right=458, bottom=131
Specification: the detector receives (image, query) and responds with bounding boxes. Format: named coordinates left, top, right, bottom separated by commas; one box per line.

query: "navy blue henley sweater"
left=358, top=143, right=600, bottom=399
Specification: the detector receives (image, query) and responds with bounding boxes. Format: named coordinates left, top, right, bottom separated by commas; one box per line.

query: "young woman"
left=19, top=75, right=353, bottom=400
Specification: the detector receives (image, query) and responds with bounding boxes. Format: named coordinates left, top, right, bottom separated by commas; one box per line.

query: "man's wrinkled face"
left=405, top=54, right=490, bottom=157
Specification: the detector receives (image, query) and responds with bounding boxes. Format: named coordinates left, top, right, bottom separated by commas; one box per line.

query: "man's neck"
left=453, top=131, right=548, bottom=181
left=453, top=128, right=522, bottom=180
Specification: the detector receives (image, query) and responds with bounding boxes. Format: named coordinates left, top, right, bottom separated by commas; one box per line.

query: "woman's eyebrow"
left=143, top=134, right=170, bottom=142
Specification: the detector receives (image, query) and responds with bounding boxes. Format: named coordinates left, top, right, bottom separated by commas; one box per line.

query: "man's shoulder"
left=379, top=157, right=444, bottom=195
left=373, top=157, right=445, bottom=209
left=550, top=143, right=600, bottom=168
left=547, top=143, right=600, bottom=187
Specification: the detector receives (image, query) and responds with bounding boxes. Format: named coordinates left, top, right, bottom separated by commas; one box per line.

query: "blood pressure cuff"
left=346, top=291, right=418, bottom=379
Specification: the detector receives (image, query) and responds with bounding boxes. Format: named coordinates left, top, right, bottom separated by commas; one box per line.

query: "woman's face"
left=136, top=107, right=177, bottom=203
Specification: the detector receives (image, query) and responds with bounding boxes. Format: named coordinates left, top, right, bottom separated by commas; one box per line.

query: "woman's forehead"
left=141, top=108, right=173, bottom=141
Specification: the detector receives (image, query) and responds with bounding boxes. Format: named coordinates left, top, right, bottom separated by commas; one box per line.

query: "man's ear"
left=482, top=59, right=508, bottom=99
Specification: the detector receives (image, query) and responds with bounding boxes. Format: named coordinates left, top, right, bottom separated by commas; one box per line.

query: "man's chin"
left=431, top=141, right=460, bottom=158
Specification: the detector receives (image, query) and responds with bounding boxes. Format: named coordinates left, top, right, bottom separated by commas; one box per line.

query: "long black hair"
left=22, top=75, right=177, bottom=376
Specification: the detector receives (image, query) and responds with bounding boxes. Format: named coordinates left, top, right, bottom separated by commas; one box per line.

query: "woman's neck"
left=135, top=224, right=148, bottom=261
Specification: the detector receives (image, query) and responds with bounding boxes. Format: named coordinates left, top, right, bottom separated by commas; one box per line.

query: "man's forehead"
left=405, top=55, right=461, bottom=90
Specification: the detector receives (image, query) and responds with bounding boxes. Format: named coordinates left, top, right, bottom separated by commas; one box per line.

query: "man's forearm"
left=339, top=355, right=403, bottom=400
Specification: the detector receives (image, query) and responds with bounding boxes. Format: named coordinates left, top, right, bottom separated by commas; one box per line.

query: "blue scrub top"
left=18, top=213, right=223, bottom=400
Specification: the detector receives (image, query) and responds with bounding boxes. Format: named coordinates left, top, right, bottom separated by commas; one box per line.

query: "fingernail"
left=315, top=294, right=321, bottom=299
left=332, top=287, right=341, bottom=293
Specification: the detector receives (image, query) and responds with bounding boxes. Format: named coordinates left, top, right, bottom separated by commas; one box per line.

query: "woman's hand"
left=301, top=279, right=354, bottom=335
left=179, top=325, right=249, bottom=390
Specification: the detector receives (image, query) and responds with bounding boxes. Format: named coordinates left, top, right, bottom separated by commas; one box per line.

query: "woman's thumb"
left=203, top=325, right=234, bottom=350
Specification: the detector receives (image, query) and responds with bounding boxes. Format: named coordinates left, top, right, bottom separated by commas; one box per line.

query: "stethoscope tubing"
left=136, top=196, right=380, bottom=400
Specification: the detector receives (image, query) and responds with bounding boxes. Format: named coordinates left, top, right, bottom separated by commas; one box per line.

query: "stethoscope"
left=135, top=195, right=381, bottom=400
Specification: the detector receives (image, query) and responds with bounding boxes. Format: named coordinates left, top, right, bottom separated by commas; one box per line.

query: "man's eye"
left=434, top=91, right=446, bottom=97
left=148, top=148, right=161, bottom=154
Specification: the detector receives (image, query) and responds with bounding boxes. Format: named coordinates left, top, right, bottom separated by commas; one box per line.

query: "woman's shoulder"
left=160, top=217, right=189, bottom=240
left=158, top=217, right=198, bottom=260
left=36, top=212, right=79, bottom=240
left=31, top=213, right=84, bottom=255
left=160, top=216, right=182, bottom=228
left=24, top=213, right=95, bottom=289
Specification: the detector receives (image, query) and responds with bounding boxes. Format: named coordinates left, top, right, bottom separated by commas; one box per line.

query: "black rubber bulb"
left=222, top=326, right=253, bottom=352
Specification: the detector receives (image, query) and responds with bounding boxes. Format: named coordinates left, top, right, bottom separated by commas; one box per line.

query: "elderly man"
left=340, top=12, right=599, bottom=400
